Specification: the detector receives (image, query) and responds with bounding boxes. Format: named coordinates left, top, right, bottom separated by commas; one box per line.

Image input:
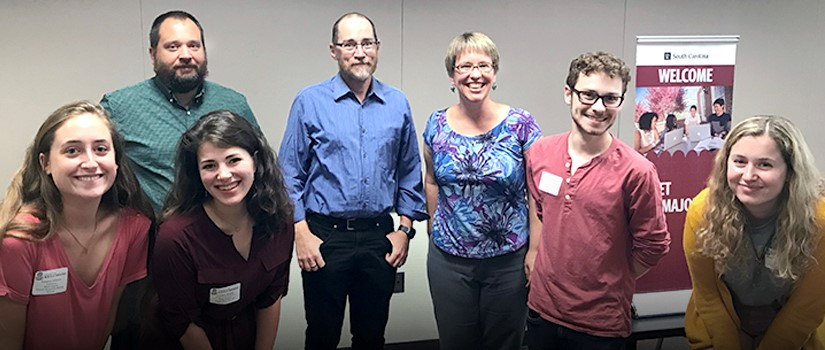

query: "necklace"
left=204, top=203, right=251, bottom=237
left=752, top=230, right=776, bottom=265
left=62, top=221, right=99, bottom=255
left=747, top=215, right=778, bottom=285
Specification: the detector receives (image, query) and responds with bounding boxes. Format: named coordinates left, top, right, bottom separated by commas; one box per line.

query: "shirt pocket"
left=255, top=250, right=291, bottom=308
left=197, top=269, right=243, bottom=309
left=261, top=250, right=290, bottom=272
left=371, top=121, right=402, bottom=171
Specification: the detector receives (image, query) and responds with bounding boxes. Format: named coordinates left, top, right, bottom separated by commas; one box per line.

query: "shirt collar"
left=331, top=73, right=385, bottom=103
left=152, top=76, right=205, bottom=109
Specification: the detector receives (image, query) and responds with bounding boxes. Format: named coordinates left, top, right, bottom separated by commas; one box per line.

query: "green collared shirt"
left=101, top=77, right=258, bottom=212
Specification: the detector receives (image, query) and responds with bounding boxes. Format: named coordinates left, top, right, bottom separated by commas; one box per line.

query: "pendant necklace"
left=62, top=221, right=99, bottom=255
left=749, top=216, right=777, bottom=286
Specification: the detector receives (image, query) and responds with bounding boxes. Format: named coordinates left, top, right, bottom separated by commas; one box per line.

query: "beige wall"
left=2, top=1, right=824, bottom=348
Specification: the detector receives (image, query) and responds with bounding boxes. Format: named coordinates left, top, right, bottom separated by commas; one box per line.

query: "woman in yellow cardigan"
left=684, top=115, right=825, bottom=350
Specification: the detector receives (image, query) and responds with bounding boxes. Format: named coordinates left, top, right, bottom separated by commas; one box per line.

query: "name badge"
left=538, top=171, right=562, bottom=196
left=209, top=282, right=241, bottom=305
left=32, top=267, right=68, bottom=296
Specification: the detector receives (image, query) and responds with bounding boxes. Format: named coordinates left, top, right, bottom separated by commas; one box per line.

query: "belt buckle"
left=346, top=218, right=356, bottom=231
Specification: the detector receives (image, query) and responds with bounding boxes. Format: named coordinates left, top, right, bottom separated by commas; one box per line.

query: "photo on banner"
left=632, top=35, right=739, bottom=317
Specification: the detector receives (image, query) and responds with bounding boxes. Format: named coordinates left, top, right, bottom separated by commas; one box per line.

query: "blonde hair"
left=695, top=115, right=822, bottom=281
left=444, top=32, right=499, bottom=76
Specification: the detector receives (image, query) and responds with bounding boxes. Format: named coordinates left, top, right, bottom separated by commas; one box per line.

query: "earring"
left=492, top=83, right=497, bottom=91
left=450, top=85, right=456, bottom=93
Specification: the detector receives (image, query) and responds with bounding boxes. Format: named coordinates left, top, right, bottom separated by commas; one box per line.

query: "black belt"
left=306, top=213, right=392, bottom=232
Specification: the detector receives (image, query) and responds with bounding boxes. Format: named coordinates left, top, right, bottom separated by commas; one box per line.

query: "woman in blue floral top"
left=423, top=32, right=542, bottom=350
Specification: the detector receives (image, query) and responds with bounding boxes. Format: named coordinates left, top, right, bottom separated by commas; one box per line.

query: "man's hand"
left=524, top=248, right=538, bottom=287
left=385, top=230, right=409, bottom=268
left=295, top=221, right=325, bottom=272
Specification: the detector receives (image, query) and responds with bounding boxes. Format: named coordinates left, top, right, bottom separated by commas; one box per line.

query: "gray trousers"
left=427, top=240, right=528, bottom=350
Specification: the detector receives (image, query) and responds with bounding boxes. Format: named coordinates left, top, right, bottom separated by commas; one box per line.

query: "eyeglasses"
left=334, top=40, right=380, bottom=52
left=454, top=62, right=495, bottom=74
left=570, top=88, right=624, bottom=108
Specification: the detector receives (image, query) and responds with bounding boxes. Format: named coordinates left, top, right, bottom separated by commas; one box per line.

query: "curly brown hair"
left=565, top=51, right=631, bottom=93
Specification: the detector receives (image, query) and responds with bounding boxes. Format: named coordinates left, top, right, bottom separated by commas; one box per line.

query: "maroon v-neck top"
left=151, top=206, right=293, bottom=349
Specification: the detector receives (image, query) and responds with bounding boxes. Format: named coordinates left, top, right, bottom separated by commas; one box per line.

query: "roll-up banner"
left=632, top=35, right=739, bottom=317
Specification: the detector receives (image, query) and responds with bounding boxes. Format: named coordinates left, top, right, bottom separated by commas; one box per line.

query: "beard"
left=155, top=60, right=209, bottom=93
left=571, top=111, right=615, bottom=137
left=339, top=61, right=376, bottom=83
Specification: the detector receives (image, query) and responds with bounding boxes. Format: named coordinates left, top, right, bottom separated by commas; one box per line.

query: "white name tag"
left=31, top=267, right=68, bottom=296
left=209, top=282, right=241, bottom=305
left=538, top=171, right=562, bottom=196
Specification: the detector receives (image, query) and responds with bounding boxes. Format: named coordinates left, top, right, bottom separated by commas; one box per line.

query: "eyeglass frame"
left=569, top=87, right=625, bottom=108
left=333, top=39, right=380, bottom=52
left=453, top=62, right=496, bottom=75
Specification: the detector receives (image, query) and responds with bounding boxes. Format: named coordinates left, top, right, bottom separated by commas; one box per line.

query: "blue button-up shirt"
left=279, top=74, right=427, bottom=222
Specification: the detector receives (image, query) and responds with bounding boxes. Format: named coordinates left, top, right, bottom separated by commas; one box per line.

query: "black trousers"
left=427, top=240, right=527, bottom=350
left=302, top=214, right=396, bottom=350
left=526, top=309, right=625, bottom=350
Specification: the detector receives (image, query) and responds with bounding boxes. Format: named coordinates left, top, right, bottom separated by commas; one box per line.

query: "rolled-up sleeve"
left=279, top=95, right=311, bottom=222
left=627, top=162, right=670, bottom=269
left=150, top=227, right=204, bottom=339
left=393, top=100, right=427, bottom=221
left=0, top=237, right=36, bottom=305
left=255, top=225, right=294, bottom=309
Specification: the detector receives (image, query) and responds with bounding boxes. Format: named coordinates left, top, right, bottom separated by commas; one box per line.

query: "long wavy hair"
left=162, top=110, right=292, bottom=237
left=0, top=101, right=153, bottom=241
left=695, top=115, right=822, bottom=281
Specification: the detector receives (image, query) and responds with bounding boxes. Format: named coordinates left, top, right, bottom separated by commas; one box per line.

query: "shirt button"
left=565, top=162, right=570, bottom=168
left=566, top=178, right=571, bottom=183
left=564, top=194, right=571, bottom=200
left=363, top=178, right=368, bottom=184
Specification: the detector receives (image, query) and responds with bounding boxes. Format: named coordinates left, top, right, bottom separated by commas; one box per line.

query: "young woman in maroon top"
left=151, top=110, right=294, bottom=350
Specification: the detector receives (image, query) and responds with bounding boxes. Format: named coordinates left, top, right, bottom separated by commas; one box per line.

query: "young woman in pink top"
left=0, top=101, right=153, bottom=349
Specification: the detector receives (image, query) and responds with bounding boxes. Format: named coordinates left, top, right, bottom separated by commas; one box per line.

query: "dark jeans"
left=526, top=309, right=625, bottom=350
left=302, top=214, right=395, bottom=350
left=427, top=240, right=527, bottom=350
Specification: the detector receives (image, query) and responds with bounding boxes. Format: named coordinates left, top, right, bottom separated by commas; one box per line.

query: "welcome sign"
left=632, top=35, right=739, bottom=317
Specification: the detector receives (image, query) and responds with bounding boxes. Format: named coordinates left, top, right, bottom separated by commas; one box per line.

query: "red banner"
left=636, top=150, right=716, bottom=292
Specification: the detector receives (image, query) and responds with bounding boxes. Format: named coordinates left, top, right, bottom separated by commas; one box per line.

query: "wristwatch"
left=397, top=224, right=416, bottom=240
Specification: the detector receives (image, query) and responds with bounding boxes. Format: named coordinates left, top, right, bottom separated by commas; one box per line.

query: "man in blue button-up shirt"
left=278, top=12, right=427, bottom=350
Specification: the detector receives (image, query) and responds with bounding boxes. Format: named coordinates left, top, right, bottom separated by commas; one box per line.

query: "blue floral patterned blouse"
left=423, top=107, right=541, bottom=258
